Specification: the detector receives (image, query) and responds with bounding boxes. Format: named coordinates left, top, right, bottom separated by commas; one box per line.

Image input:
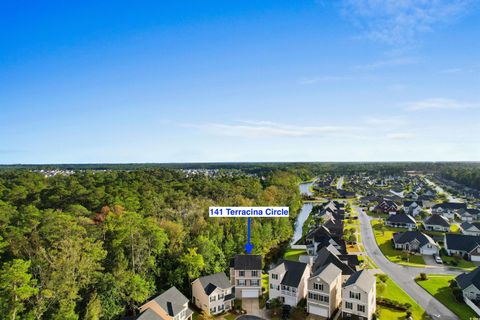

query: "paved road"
left=336, top=176, right=344, bottom=190
left=424, top=177, right=462, bottom=203
left=355, top=205, right=461, bottom=320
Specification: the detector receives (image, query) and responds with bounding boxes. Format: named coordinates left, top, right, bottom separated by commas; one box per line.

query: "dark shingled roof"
left=456, top=267, right=480, bottom=290
left=445, top=233, right=480, bottom=252
left=386, top=213, right=416, bottom=224
left=312, top=247, right=355, bottom=276
left=404, top=200, right=423, bottom=207
left=432, top=202, right=467, bottom=210
left=232, top=255, right=262, bottom=270
left=423, top=214, right=450, bottom=228
left=393, top=231, right=436, bottom=247
left=277, top=260, right=308, bottom=288
left=197, top=272, right=231, bottom=295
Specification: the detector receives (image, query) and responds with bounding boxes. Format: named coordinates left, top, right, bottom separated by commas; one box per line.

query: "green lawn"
left=377, top=276, right=427, bottom=320
left=440, top=255, right=476, bottom=270
left=371, top=220, right=426, bottom=267
left=416, top=275, right=478, bottom=320
left=283, top=248, right=306, bottom=262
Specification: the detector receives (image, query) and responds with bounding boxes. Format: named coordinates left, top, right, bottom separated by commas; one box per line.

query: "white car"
left=434, top=255, right=443, bottom=264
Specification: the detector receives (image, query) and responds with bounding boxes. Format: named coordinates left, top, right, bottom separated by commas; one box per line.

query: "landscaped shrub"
left=377, top=274, right=389, bottom=283
left=419, top=273, right=428, bottom=281
left=377, top=298, right=412, bottom=311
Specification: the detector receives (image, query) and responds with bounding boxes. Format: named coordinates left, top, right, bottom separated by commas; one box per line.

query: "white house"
left=268, top=260, right=310, bottom=307
left=191, top=273, right=234, bottom=315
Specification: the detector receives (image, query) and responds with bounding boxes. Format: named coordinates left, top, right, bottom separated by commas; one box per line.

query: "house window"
left=314, top=283, right=324, bottom=291
left=210, top=306, right=216, bottom=313
left=349, top=292, right=361, bottom=300
left=210, top=296, right=216, bottom=302
left=237, top=279, right=246, bottom=286
left=358, top=305, right=366, bottom=312
left=345, top=302, right=353, bottom=309
left=272, top=273, right=278, bottom=280
left=239, top=271, right=245, bottom=277
left=251, top=270, right=259, bottom=277
left=218, top=304, right=224, bottom=311
left=251, top=280, right=260, bottom=286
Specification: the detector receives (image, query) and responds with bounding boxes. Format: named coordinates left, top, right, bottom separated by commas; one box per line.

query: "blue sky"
left=1, top=0, right=479, bottom=163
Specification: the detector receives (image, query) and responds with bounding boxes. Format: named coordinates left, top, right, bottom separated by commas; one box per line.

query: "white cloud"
left=186, top=121, right=359, bottom=138
left=403, top=98, right=478, bottom=111
left=341, top=0, right=478, bottom=45
left=364, top=116, right=407, bottom=126
left=387, top=132, right=415, bottom=140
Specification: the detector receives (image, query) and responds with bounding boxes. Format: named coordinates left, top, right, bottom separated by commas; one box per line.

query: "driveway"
left=355, top=205, right=461, bottom=320
left=241, top=298, right=265, bottom=318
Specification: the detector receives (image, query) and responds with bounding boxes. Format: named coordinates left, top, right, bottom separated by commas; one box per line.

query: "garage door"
left=242, top=289, right=259, bottom=298
left=471, top=255, right=480, bottom=262
left=308, top=305, right=328, bottom=317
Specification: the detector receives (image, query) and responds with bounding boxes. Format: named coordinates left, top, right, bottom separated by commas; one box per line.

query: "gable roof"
left=460, top=221, right=480, bottom=232
left=423, top=214, right=450, bottom=228
left=404, top=200, right=423, bottom=207
left=343, top=270, right=375, bottom=292
left=386, top=213, right=416, bottom=225
left=277, top=260, right=309, bottom=288
left=312, top=263, right=342, bottom=283
left=312, top=247, right=355, bottom=276
left=232, top=255, right=262, bottom=270
left=393, top=231, right=437, bottom=247
left=456, top=267, right=480, bottom=291
left=445, top=233, right=480, bottom=252
left=432, top=202, right=467, bottom=210
left=196, top=272, right=231, bottom=295
left=151, top=287, right=188, bottom=317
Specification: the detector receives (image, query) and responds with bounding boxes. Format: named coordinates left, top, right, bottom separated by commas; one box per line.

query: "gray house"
left=393, top=231, right=439, bottom=255
left=385, top=213, right=416, bottom=229
left=423, top=214, right=450, bottom=232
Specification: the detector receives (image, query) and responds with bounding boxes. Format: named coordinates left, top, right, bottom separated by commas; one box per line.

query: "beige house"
left=230, top=254, right=262, bottom=298
left=137, top=287, right=193, bottom=320
left=307, top=263, right=342, bottom=318
left=342, top=270, right=376, bottom=320
left=268, top=260, right=310, bottom=306
left=191, top=272, right=235, bottom=315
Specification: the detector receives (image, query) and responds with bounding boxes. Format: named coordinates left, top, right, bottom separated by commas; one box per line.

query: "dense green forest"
left=0, top=169, right=302, bottom=320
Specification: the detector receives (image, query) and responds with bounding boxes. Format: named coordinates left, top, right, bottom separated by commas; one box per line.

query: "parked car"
left=433, top=254, right=443, bottom=264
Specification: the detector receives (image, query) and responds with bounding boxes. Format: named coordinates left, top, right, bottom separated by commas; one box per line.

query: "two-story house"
left=342, top=270, right=376, bottom=320
left=137, top=287, right=193, bottom=320
left=268, top=260, right=310, bottom=306
left=230, top=255, right=262, bottom=298
left=307, top=264, right=342, bottom=318
left=191, top=272, right=235, bottom=315
left=403, top=200, right=423, bottom=216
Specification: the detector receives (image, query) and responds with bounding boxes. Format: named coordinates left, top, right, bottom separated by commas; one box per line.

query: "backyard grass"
left=416, top=275, right=478, bottom=320
left=377, top=276, right=427, bottom=320
left=283, top=248, right=306, bottom=262
left=371, top=220, right=426, bottom=266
